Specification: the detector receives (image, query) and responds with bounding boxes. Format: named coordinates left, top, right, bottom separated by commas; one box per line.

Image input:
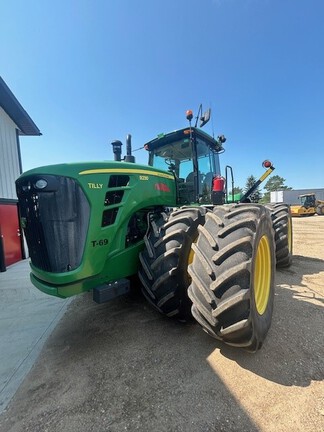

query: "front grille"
left=16, top=175, right=90, bottom=273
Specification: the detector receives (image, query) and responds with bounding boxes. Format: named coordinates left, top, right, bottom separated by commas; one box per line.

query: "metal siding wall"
left=271, top=189, right=324, bottom=204
left=0, top=107, right=20, bottom=199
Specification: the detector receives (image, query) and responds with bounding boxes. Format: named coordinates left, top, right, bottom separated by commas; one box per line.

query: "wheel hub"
left=254, top=235, right=272, bottom=315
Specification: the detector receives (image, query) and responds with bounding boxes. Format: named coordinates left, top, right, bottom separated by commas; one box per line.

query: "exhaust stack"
left=124, top=134, right=135, bottom=163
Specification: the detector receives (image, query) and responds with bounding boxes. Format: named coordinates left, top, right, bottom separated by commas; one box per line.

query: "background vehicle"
left=290, top=193, right=324, bottom=217
left=16, top=107, right=293, bottom=351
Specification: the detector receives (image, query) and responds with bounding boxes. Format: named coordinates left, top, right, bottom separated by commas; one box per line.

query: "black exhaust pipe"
left=124, top=134, right=135, bottom=163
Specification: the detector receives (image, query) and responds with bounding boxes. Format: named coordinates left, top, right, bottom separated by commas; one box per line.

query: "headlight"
left=35, top=179, right=48, bottom=189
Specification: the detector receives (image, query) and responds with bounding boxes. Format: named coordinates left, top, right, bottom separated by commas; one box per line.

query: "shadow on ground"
left=1, top=254, right=323, bottom=431
left=218, top=254, right=324, bottom=386
left=0, top=292, right=259, bottom=432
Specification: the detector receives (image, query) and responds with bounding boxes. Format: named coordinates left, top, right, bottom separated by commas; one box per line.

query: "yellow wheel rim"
left=254, top=235, right=272, bottom=315
left=288, top=218, right=293, bottom=253
left=188, top=237, right=198, bottom=276
left=188, top=248, right=195, bottom=265
left=188, top=236, right=198, bottom=266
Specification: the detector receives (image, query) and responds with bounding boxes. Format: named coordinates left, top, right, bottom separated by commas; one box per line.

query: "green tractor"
left=16, top=108, right=293, bottom=351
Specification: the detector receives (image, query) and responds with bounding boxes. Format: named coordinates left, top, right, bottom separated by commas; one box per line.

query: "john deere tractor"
left=16, top=108, right=293, bottom=351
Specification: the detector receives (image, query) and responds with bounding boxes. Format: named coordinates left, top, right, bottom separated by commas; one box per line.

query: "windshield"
left=150, top=137, right=220, bottom=181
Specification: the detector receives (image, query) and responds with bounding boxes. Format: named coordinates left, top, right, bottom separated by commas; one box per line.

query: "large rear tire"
left=138, top=207, right=206, bottom=320
left=265, top=203, right=293, bottom=268
left=188, top=204, right=275, bottom=352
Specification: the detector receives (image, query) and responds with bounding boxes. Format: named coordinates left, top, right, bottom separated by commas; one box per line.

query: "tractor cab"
left=144, top=127, right=225, bottom=205
left=299, top=193, right=316, bottom=208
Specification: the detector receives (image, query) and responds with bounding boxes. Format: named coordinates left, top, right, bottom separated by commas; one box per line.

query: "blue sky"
left=1, top=0, right=323, bottom=190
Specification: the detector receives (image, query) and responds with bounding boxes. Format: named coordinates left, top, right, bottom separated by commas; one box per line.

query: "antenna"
left=210, top=101, right=215, bottom=138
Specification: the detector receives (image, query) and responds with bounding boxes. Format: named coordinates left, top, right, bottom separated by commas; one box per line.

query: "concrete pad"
left=0, top=260, right=71, bottom=414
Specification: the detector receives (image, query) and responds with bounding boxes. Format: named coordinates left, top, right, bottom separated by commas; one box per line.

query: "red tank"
left=212, top=175, right=225, bottom=192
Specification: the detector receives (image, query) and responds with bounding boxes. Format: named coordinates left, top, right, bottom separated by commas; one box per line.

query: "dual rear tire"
left=188, top=204, right=275, bottom=352
left=265, top=203, right=293, bottom=268
left=138, top=204, right=281, bottom=351
left=138, top=207, right=206, bottom=320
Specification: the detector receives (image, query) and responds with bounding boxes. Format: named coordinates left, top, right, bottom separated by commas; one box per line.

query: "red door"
left=0, top=203, right=22, bottom=267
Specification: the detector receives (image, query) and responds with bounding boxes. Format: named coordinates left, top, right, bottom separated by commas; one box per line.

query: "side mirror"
left=200, top=108, right=211, bottom=127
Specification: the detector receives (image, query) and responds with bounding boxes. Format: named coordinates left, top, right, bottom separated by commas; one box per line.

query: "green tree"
left=261, top=175, right=292, bottom=203
left=244, top=175, right=261, bottom=203
left=233, top=186, right=243, bottom=195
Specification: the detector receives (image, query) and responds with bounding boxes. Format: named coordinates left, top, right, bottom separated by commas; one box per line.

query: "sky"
left=1, top=0, right=323, bottom=191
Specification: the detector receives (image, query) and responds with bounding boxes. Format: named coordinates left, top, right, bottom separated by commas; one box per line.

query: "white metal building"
left=0, top=76, right=41, bottom=269
left=271, top=189, right=324, bottom=205
left=0, top=77, right=41, bottom=198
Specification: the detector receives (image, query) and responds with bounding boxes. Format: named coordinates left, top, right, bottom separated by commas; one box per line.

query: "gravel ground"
left=0, top=216, right=323, bottom=432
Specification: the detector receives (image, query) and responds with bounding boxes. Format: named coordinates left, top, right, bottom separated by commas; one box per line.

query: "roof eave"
left=0, top=76, right=41, bottom=136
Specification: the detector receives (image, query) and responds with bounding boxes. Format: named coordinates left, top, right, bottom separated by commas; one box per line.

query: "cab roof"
left=144, top=127, right=223, bottom=153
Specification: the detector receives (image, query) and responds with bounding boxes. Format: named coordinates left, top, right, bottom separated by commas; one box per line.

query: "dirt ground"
left=0, top=216, right=323, bottom=432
